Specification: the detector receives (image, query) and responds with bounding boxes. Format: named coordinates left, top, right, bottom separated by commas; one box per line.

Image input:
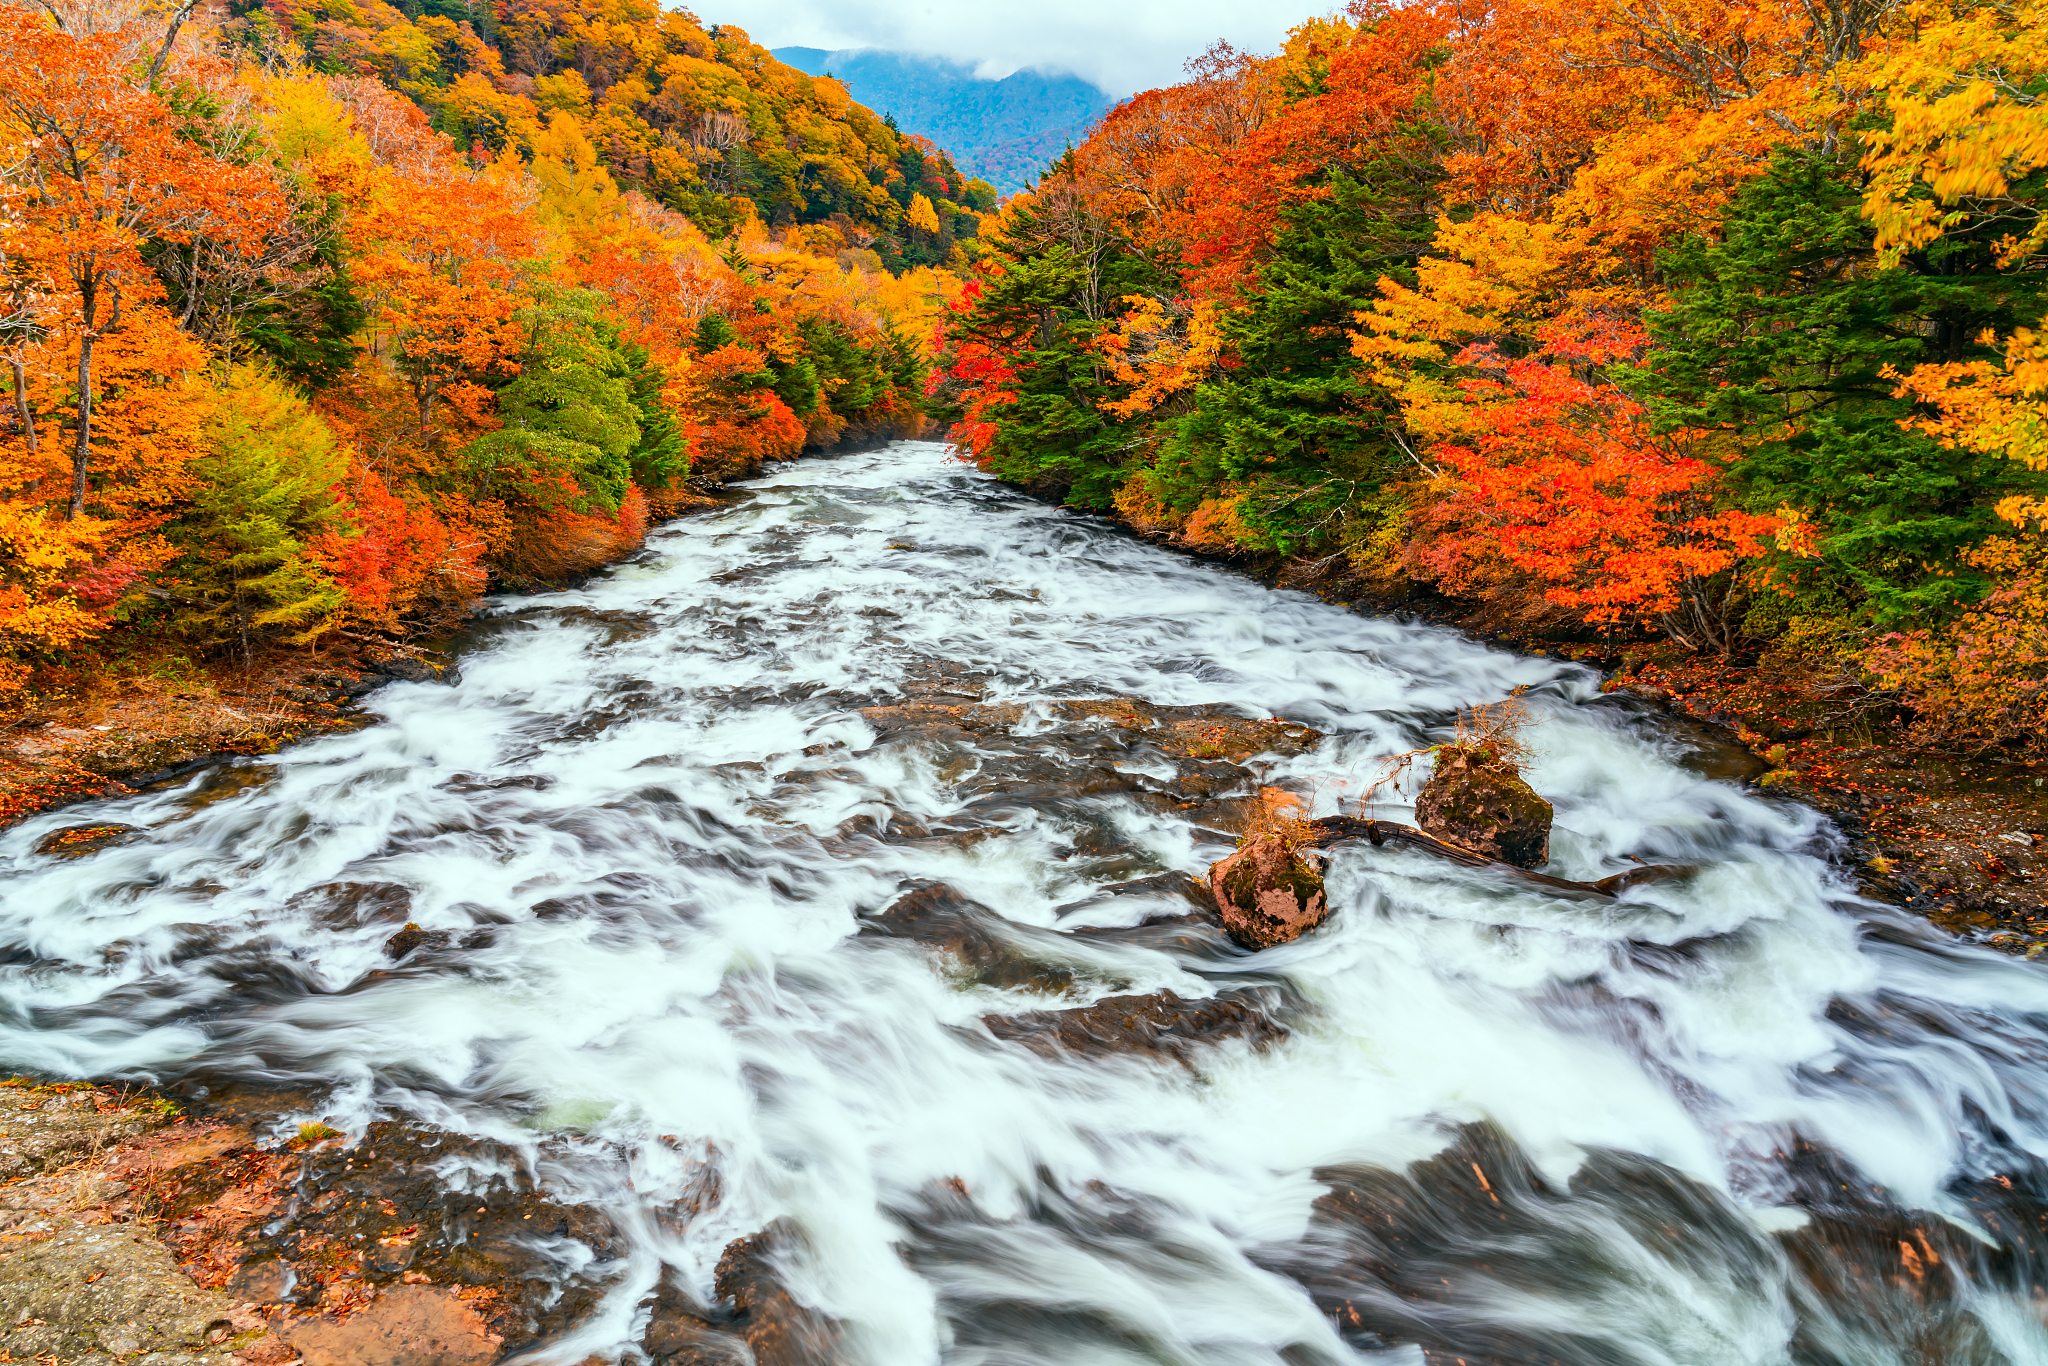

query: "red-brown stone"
left=1208, top=834, right=1329, bottom=950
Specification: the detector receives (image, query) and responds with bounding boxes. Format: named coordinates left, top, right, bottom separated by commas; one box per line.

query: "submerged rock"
left=984, top=987, right=1289, bottom=1062
left=713, top=1222, right=843, bottom=1365
left=31, top=822, right=141, bottom=859
left=861, top=882, right=1083, bottom=992
left=1414, top=746, right=1552, bottom=869
left=1208, top=834, right=1328, bottom=950
left=645, top=1314, right=755, bottom=1365
left=368, top=655, right=439, bottom=684
left=636, top=1222, right=846, bottom=1365
left=383, top=922, right=450, bottom=960
left=293, top=880, right=413, bottom=930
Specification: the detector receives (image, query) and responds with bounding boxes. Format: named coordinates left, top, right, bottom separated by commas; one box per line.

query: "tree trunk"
left=9, top=358, right=36, bottom=462
left=67, top=284, right=96, bottom=520
left=146, top=0, right=199, bottom=84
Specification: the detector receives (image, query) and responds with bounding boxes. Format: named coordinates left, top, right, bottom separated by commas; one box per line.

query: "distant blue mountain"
left=772, top=47, right=1116, bottom=197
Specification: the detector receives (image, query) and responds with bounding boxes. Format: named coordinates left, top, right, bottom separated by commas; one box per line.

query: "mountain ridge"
left=773, top=46, right=1117, bottom=196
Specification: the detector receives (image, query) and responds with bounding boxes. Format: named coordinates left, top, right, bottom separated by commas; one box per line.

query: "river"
left=5, top=442, right=2048, bottom=1364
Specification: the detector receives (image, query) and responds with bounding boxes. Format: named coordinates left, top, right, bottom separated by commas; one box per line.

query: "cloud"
left=695, top=0, right=1341, bottom=96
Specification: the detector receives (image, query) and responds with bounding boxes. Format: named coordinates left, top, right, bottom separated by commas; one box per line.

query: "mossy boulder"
left=1208, top=834, right=1329, bottom=950
left=1414, top=746, right=1552, bottom=868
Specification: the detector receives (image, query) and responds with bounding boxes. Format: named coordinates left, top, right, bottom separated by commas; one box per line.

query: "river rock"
left=31, top=823, right=142, bottom=859
left=1413, top=746, right=1552, bottom=869
left=0, top=1083, right=171, bottom=1180
left=0, top=1222, right=241, bottom=1363
left=861, top=883, right=1081, bottom=992
left=118, top=1113, right=626, bottom=1354
left=714, top=1222, right=843, bottom=1366
left=369, top=655, right=438, bottom=684
left=1208, top=834, right=1328, bottom=950
left=984, top=987, right=1289, bottom=1062
left=384, top=922, right=451, bottom=960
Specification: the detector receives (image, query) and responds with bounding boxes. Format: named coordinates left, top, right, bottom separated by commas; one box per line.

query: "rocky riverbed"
left=5, top=443, right=2048, bottom=1366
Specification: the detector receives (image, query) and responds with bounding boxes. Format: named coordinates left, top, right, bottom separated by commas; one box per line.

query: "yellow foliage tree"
left=1860, top=0, right=2048, bottom=264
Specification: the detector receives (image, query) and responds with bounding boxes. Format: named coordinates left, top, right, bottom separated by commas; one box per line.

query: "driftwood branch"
left=1304, top=816, right=1693, bottom=900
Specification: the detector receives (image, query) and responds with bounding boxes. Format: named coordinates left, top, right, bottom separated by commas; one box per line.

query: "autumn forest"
left=939, top=0, right=2048, bottom=761
left=13, top=0, right=2048, bottom=1355
left=7, top=0, right=2048, bottom=761
left=0, top=0, right=986, bottom=706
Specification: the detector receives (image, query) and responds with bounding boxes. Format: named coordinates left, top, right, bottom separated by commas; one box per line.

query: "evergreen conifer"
left=167, top=369, right=349, bottom=659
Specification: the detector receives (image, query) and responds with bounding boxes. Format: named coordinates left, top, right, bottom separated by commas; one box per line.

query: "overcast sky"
left=697, top=0, right=1341, bottom=96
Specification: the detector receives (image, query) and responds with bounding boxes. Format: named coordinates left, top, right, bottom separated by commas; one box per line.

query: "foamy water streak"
left=4, top=442, right=2048, bottom=1364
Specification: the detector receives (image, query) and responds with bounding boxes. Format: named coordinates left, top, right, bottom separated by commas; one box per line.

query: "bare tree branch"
left=145, top=0, right=198, bottom=85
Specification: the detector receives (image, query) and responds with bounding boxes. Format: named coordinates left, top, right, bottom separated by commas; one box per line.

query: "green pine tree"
left=462, top=289, right=641, bottom=515
left=617, top=339, right=689, bottom=488
left=1156, top=162, right=1439, bottom=553
left=167, top=369, right=349, bottom=660
left=940, top=156, right=1168, bottom=509
left=1644, top=144, right=2048, bottom=627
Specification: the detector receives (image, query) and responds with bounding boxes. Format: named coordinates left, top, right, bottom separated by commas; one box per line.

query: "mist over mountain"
left=773, top=47, right=1116, bottom=196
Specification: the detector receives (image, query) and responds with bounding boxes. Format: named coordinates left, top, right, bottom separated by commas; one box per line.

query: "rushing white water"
left=5, top=442, right=2048, bottom=1365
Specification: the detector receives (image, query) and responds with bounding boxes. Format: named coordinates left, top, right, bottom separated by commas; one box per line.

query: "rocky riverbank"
left=0, top=1077, right=852, bottom=1366
left=5, top=441, right=2043, bottom=1365
left=1606, top=654, right=2048, bottom=952
left=12, top=451, right=2044, bottom=957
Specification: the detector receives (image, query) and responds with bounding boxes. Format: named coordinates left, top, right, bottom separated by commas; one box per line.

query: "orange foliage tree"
left=0, top=0, right=957, bottom=693
left=0, top=5, right=279, bottom=517
left=1422, top=320, right=1777, bottom=649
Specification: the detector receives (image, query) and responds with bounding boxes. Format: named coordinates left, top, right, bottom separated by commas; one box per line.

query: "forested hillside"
left=935, top=0, right=2048, bottom=758
left=0, top=0, right=981, bottom=702
left=773, top=47, right=1115, bottom=196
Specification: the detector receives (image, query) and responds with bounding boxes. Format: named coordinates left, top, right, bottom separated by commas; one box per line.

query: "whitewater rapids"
left=4, top=442, right=2047, bottom=1365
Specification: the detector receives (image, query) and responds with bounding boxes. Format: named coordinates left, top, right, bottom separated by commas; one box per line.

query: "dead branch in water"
left=1304, top=815, right=1692, bottom=900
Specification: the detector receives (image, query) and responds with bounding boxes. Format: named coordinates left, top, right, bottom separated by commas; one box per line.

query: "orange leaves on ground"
left=1421, top=319, right=1774, bottom=632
